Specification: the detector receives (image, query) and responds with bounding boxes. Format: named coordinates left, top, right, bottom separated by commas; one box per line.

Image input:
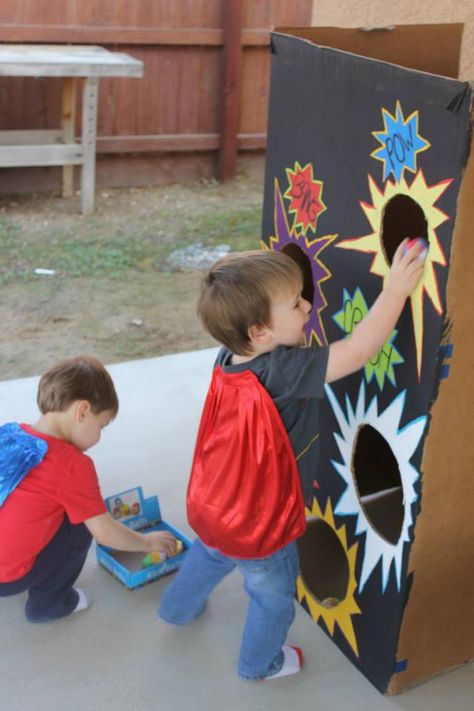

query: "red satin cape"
left=187, top=366, right=306, bottom=558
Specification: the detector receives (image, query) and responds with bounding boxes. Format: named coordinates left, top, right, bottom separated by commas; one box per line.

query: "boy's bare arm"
left=325, top=239, right=425, bottom=384
left=84, top=512, right=177, bottom=554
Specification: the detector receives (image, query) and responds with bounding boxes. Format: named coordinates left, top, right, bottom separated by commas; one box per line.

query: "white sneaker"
left=72, top=587, right=90, bottom=614
left=264, top=646, right=304, bottom=679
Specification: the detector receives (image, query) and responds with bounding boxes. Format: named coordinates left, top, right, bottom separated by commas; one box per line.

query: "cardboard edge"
left=387, top=100, right=474, bottom=693
left=272, top=24, right=464, bottom=81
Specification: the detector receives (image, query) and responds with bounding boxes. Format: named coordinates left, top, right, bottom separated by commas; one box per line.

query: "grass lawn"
left=0, top=177, right=263, bottom=379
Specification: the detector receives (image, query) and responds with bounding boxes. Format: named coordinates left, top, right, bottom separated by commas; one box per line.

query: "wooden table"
left=0, top=45, right=143, bottom=214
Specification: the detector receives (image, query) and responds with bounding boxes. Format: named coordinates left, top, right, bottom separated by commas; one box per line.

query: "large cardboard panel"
left=388, top=118, right=474, bottom=693
left=262, top=27, right=472, bottom=693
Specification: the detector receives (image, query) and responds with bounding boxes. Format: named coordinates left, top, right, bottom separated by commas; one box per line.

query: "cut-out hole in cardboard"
left=297, top=516, right=349, bottom=605
left=353, top=424, right=404, bottom=544
left=381, top=194, right=428, bottom=264
left=282, top=243, right=315, bottom=306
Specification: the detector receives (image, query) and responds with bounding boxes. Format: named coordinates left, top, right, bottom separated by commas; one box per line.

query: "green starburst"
left=333, top=288, right=404, bottom=389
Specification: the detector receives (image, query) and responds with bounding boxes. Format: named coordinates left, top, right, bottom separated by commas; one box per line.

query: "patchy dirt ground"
left=0, top=177, right=263, bottom=380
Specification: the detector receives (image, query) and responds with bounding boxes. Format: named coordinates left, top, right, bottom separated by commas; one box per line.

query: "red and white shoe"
left=264, top=645, right=304, bottom=679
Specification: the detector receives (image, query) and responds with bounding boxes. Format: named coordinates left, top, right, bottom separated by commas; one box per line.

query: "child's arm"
left=325, top=239, right=425, bottom=384
left=84, top=512, right=177, bottom=555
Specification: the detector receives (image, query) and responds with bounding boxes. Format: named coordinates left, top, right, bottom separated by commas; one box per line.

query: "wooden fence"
left=0, top=0, right=312, bottom=193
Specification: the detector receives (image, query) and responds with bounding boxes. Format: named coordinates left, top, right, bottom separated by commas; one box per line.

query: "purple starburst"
left=270, top=179, right=335, bottom=347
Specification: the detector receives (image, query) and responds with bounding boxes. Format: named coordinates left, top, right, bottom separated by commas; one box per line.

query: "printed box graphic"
left=96, top=486, right=192, bottom=589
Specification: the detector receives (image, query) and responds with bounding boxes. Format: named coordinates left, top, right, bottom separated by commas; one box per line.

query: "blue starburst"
left=371, top=102, right=430, bottom=183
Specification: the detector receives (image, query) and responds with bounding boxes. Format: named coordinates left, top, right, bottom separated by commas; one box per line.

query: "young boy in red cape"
left=158, top=245, right=425, bottom=680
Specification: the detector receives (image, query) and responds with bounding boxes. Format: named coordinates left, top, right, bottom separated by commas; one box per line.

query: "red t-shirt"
left=0, top=424, right=106, bottom=582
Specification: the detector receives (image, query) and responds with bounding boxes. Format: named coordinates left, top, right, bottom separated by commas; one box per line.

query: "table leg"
left=80, top=77, right=99, bottom=216
left=61, top=77, right=77, bottom=198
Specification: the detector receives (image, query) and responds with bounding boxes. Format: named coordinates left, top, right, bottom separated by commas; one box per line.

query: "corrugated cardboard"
left=262, top=24, right=473, bottom=693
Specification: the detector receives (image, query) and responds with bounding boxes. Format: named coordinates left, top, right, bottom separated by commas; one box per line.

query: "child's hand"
left=143, top=530, right=177, bottom=556
left=385, top=238, right=426, bottom=299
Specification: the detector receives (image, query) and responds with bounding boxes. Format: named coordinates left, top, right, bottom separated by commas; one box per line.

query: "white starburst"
left=325, top=381, right=426, bottom=593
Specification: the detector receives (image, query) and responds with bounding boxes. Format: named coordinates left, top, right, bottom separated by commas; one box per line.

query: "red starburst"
left=284, top=162, right=326, bottom=234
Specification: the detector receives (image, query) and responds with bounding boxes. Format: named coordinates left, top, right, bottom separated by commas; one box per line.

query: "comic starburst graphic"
left=297, top=496, right=361, bottom=656
left=371, top=101, right=430, bottom=183
left=325, top=381, right=426, bottom=593
left=333, top=287, right=404, bottom=389
left=336, top=171, right=451, bottom=378
left=284, top=161, right=326, bottom=235
left=263, top=179, right=336, bottom=346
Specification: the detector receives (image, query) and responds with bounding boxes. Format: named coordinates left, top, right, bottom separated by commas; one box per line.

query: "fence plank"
left=218, top=0, right=243, bottom=182
left=0, top=26, right=225, bottom=45
left=0, top=24, right=273, bottom=46
left=0, top=0, right=312, bottom=192
left=95, top=133, right=266, bottom=153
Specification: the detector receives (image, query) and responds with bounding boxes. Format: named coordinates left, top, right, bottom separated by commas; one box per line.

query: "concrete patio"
left=0, top=348, right=472, bottom=711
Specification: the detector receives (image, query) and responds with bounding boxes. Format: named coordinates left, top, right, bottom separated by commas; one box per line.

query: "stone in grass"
left=166, top=243, right=230, bottom=271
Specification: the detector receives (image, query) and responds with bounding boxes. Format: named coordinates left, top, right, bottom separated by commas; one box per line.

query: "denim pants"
left=0, top=515, right=92, bottom=622
left=158, top=537, right=298, bottom=679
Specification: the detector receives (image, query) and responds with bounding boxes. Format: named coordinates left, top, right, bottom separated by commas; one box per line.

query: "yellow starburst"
left=336, top=170, right=451, bottom=378
left=297, top=497, right=361, bottom=657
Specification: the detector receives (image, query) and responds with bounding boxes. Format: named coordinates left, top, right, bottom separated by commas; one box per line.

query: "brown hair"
left=37, top=355, right=119, bottom=416
left=197, top=250, right=303, bottom=355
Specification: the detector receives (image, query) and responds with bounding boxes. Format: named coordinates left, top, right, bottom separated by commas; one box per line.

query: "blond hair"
left=197, top=250, right=303, bottom=355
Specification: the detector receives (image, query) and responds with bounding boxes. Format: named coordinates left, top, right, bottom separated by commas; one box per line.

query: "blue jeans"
left=158, top=537, right=299, bottom=679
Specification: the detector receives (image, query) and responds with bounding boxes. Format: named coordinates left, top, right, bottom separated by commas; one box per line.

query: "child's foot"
left=264, top=646, right=304, bottom=679
left=72, top=587, right=90, bottom=614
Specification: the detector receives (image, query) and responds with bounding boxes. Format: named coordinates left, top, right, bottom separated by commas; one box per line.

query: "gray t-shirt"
left=215, top=344, right=329, bottom=504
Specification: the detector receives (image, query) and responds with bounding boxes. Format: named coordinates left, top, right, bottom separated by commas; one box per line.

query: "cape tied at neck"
left=0, top=423, right=48, bottom=507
